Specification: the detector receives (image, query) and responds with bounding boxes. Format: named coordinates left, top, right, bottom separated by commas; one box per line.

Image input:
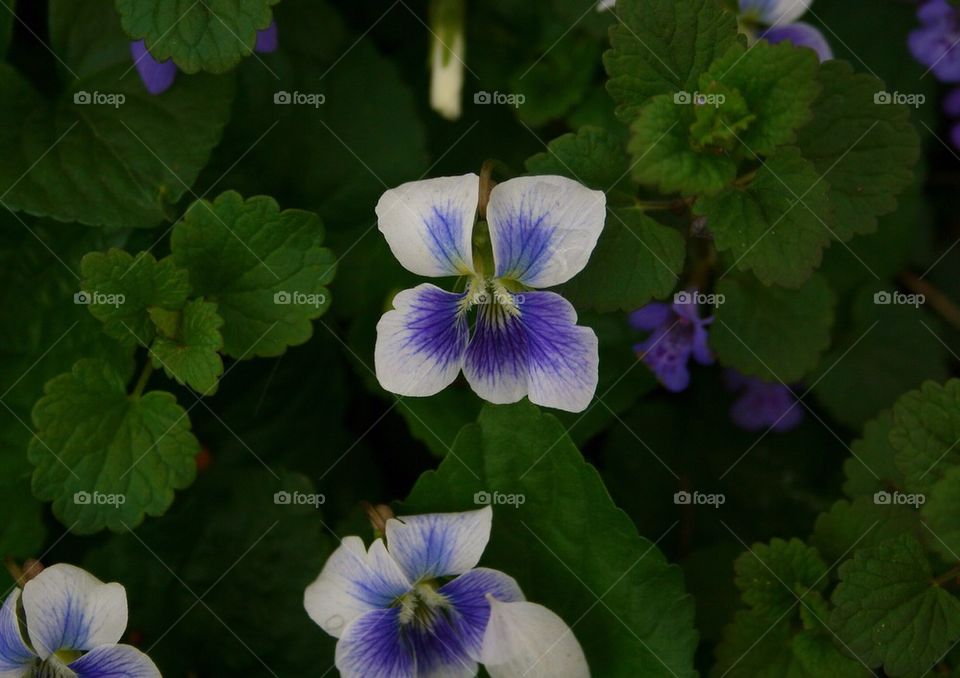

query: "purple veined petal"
left=944, top=88, right=960, bottom=116
left=635, top=324, right=695, bottom=393
left=486, top=176, right=605, bottom=288
left=463, top=291, right=599, bottom=412
left=0, top=589, right=36, bottom=674
left=480, top=599, right=589, bottom=678
left=376, top=174, right=479, bottom=277
left=21, top=564, right=127, bottom=659
left=129, top=41, right=176, bottom=95
left=384, top=506, right=492, bottom=582
left=438, top=568, right=525, bottom=662
left=68, top=644, right=160, bottom=678
left=762, top=22, right=833, bottom=61
left=404, top=615, right=476, bottom=678
left=304, top=537, right=412, bottom=639
left=727, top=371, right=803, bottom=432
left=739, top=0, right=811, bottom=27
left=628, top=303, right=672, bottom=331
left=336, top=608, right=414, bottom=678
left=908, top=3, right=960, bottom=83
left=254, top=21, right=278, bottom=53
left=375, top=284, right=470, bottom=398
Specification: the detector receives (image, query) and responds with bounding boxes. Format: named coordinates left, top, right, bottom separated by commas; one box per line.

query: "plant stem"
left=899, top=271, right=960, bottom=332
left=4, top=558, right=22, bottom=585
left=131, top=362, right=154, bottom=399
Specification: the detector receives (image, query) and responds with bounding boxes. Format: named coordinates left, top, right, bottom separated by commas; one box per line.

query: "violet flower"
left=725, top=370, right=803, bottom=432
left=630, top=295, right=714, bottom=393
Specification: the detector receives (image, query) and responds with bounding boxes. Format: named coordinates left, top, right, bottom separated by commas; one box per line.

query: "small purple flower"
left=909, top=0, right=960, bottom=82
left=739, top=0, right=833, bottom=62
left=630, top=296, right=714, bottom=393
left=725, top=370, right=804, bottom=432
left=131, top=21, right=279, bottom=95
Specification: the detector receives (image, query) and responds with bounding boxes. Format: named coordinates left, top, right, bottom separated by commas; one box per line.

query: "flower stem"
left=4, top=558, right=22, bottom=585
left=899, top=271, right=960, bottom=332
left=131, top=362, right=154, bottom=399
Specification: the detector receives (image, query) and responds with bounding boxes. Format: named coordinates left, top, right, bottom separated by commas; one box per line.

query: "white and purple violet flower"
left=304, top=506, right=589, bottom=678
left=374, top=173, right=604, bottom=413
left=130, top=22, right=279, bottom=95
left=0, top=563, right=159, bottom=677
left=738, top=0, right=833, bottom=62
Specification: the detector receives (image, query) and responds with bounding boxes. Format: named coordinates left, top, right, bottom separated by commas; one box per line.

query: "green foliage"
left=116, top=0, right=280, bottom=73
left=403, top=402, right=698, bottom=677
left=733, top=538, right=827, bottom=616
left=150, top=299, right=225, bottom=395
left=891, top=379, right=960, bottom=494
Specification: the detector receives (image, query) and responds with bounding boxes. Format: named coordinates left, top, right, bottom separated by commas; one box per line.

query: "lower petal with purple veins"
left=0, top=590, right=36, bottom=673
left=439, top=568, right=525, bottom=661
left=336, top=608, right=414, bottom=678
left=375, top=284, right=469, bottom=398
left=68, top=644, right=160, bottom=678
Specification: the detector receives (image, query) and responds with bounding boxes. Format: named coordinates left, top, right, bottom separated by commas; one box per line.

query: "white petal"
left=21, top=564, right=127, bottom=659
left=375, top=284, right=470, bottom=397
left=376, top=174, right=478, bottom=277
left=739, top=0, right=811, bottom=26
left=304, top=536, right=411, bottom=639
left=487, top=175, right=605, bottom=288
left=481, top=599, right=589, bottom=678
left=0, top=589, right=35, bottom=675
left=430, top=31, right=464, bottom=121
left=385, top=506, right=492, bottom=581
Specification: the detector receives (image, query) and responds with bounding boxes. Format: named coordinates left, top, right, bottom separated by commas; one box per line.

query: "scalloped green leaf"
left=150, top=299, right=224, bottom=395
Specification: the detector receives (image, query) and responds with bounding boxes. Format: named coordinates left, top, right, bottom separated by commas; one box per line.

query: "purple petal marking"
left=130, top=41, right=176, bottom=95
left=0, top=589, right=36, bottom=672
left=909, top=0, right=960, bottom=82
left=762, top=22, right=833, bottom=61
left=629, top=303, right=673, bottom=331
left=255, top=21, right=278, bottom=53
left=463, top=300, right=527, bottom=403
left=491, top=203, right=555, bottom=285
left=632, top=298, right=714, bottom=392
left=385, top=509, right=491, bottom=581
left=69, top=644, right=160, bottom=678
left=439, top=568, right=524, bottom=661
left=336, top=608, right=413, bottom=678
left=726, top=370, right=803, bottom=432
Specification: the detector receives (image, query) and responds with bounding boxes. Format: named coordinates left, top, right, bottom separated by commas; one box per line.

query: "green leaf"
left=891, top=380, right=960, bottom=495
left=734, top=538, right=827, bottom=617
left=116, top=0, right=280, bottom=73
left=80, top=250, right=191, bottom=347
left=923, top=466, right=960, bottom=562
left=843, top=411, right=904, bottom=498
left=812, top=287, right=949, bottom=429
left=561, top=208, right=685, bottom=313
left=171, top=191, right=336, bottom=358
left=694, top=147, right=832, bottom=287
left=29, top=358, right=200, bottom=534
left=0, top=0, right=233, bottom=228
left=402, top=402, right=697, bottom=678
left=831, top=535, right=960, bottom=676
left=150, top=299, right=224, bottom=395
left=700, top=41, right=820, bottom=156
left=796, top=61, right=920, bottom=240
left=811, top=497, right=921, bottom=565
left=525, top=126, right=635, bottom=201
left=627, top=94, right=737, bottom=196
left=712, top=274, right=835, bottom=382
left=604, top=0, right=739, bottom=123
